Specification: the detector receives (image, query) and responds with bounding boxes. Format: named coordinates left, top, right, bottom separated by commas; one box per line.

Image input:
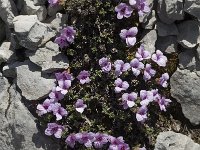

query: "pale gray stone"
left=177, top=20, right=200, bottom=48
left=27, top=41, right=69, bottom=73
left=16, top=60, right=55, bottom=100
left=170, top=68, right=200, bottom=125
left=0, top=77, right=60, bottom=150
left=142, top=10, right=156, bottom=29
left=21, top=0, right=47, bottom=21
left=156, top=36, right=177, bottom=54
left=184, top=0, right=200, bottom=20
left=0, top=0, right=18, bottom=27
left=157, top=22, right=179, bottom=36
left=13, top=15, right=38, bottom=33
left=0, top=42, right=15, bottom=64
left=178, top=48, right=198, bottom=70
left=13, top=15, right=56, bottom=50
left=157, top=0, right=184, bottom=24
left=3, top=61, right=24, bottom=78
left=140, top=30, right=157, bottom=54
left=154, top=131, right=200, bottom=150
left=45, top=13, right=68, bottom=32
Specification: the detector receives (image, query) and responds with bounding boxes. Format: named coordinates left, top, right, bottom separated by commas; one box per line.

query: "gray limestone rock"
left=184, top=0, right=200, bottom=20
left=0, top=0, right=18, bottom=27
left=140, top=30, right=157, bottom=54
left=21, top=0, right=47, bottom=21
left=178, top=48, right=199, bottom=71
left=27, top=41, right=69, bottom=73
left=45, top=13, right=68, bottom=32
left=142, top=10, right=156, bottom=29
left=157, top=0, right=184, bottom=24
left=177, top=20, right=200, bottom=48
left=154, top=131, right=200, bottom=150
left=156, top=36, right=177, bottom=54
left=157, top=22, right=179, bottom=36
left=0, top=77, right=60, bottom=150
left=0, top=42, right=16, bottom=64
left=170, top=68, right=200, bottom=125
left=16, top=60, right=55, bottom=100
left=13, top=15, right=56, bottom=51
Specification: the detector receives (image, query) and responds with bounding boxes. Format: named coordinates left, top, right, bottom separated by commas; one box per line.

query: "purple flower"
left=108, top=136, right=125, bottom=150
left=152, top=50, right=168, bottom=67
left=140, top=90, right=153, bottom=106
left=139, top=146, right=147, bottom=150
left=115, top=3, right=133, bottom=19
left=119, top=27, right=138, bottom=46
left=159, top=73, right=169, bottom=88
left=77, top=70, right=91, bottom=84
left=54, top=35, right=69, bottom=48
left=65, top=133, right=77, bottom=148
left=93, top=133, right=108, bottom=148
left=143, top=64, right=156, bottom=81
left=117, top=143, right=130, bottom=150
left=122, top=92, right=137, bottom=109
left=49, top=87, right=64, bottom=102
left=48, top=103, right=68, bottom=120
left=135, top=45, right=151, bottom=61
left=129, top=0, right=150, bottom=16
left=109, top=136, right=124, bottom=145
left=48, top=0, right=58, bottom=6
left=55, top=71, right=73, bottom=82
left=157, top=97, right=171, bottom=111
left=61, top=26, right=76, bottom=43
left=56, top=80, right=71, bottom=95
left=130, top=58, right=144, bottom=76
left=36, top=98, right=53, bottom=116
left=75, top=99, right=87, bottom=113
left=99, top=57, right=112, bottom=73
left=75, top=132, right=95, bottom=148
left=45, top=123, right=64, bottom=138
left=114, top=60, right=130, bottom=76
left=136, top=106, right=148, bottom=123
left=114, top=78, right=129, bottom=93
left=151, top=89, right=160, bottom=102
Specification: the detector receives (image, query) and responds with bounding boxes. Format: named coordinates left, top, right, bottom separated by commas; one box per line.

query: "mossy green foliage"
left=37, top=0, right=179, bottom=149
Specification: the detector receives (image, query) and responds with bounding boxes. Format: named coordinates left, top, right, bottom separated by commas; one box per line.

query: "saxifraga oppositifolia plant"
left=36, top=0, right=178, bottom=149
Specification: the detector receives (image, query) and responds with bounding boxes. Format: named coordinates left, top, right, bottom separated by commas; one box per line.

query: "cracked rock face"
left=13, top=15, right=56, bottom=50
left=16, top=60, right=55, bottom=101
left=157, top=0, right=184, bottom=24
left=21, top=0, right=47, bottom=21
left=0, top=0, right=18, bottom=27
left=27, top=41, right=69, bottom=73
left=0, top=76, right=60, bottom=150
left=177, top=20, right=200, bottom=48
left=170, top=68, right=200, bottom=125
left=154, top=131, right=200, bottom=150
left=141, top=29, right=157, bottom=54
left=184, top=0, right=200, bottom=20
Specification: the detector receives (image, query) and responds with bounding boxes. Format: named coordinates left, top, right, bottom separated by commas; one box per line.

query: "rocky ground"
left=0, top=0, right=200, bottom=150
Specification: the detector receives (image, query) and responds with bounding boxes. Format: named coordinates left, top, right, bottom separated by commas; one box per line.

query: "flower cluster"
left=36, top=71, right=89, bottom=119
left=55, top=26, right=76, bottom=48
left=98, top=45, right=171, bottom=123
left=115, top=0, right=150, bottom=19
left=115, top=0, right=150, bottom=18
left=65, top=132, right=130, bottom=149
